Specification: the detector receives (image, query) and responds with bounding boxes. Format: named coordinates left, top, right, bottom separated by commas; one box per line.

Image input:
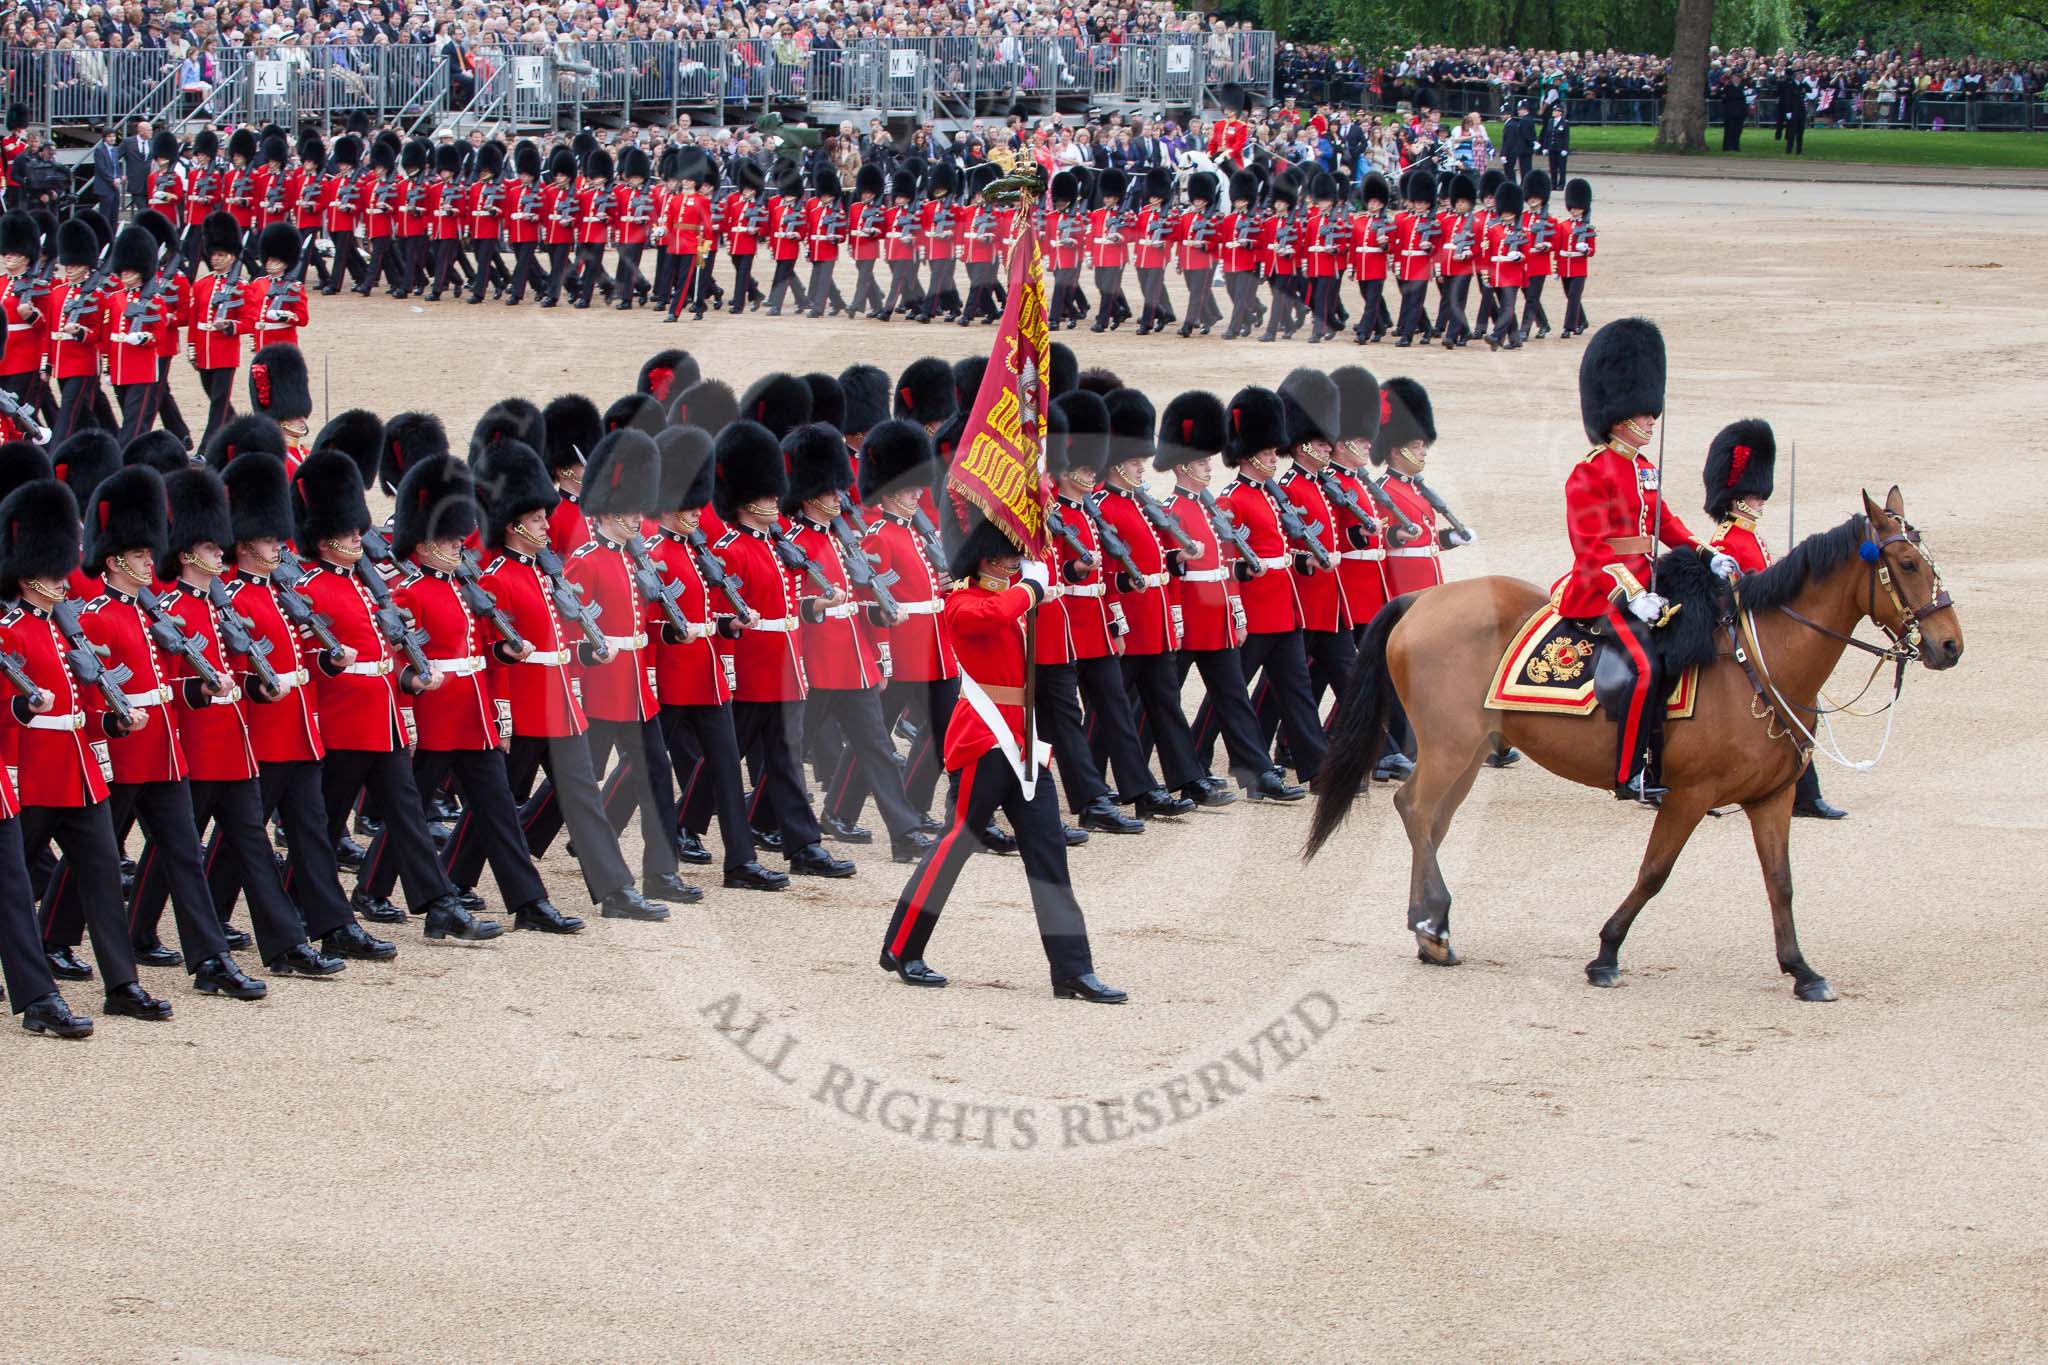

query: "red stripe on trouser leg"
left=1605, top=602, right=1653, bottom=784
left=889, top=759, right=977, bottom=960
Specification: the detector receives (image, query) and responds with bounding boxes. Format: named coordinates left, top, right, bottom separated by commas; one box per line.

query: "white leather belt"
left=1340, top=548, right=1384, bottom=562
left=601, top=633, right=648, bottom=651
left=1064, top=583, right=1105, bottom=598
left=520, top=649, right=569, bottom=666
left=206, top=685, right=244, bottom=705
left=27, top=712, right=85, bottom=731
left=6, top=323, right=32, bottom=332
left=894, top=599, right=942, bottom=616
left=747, top=616, right=799, bottom=633
left=819, top=603, right=860, bottom=620
left=1257, top=555, right=1292, bottom=570
left=121, top=686, right=172, bottom=707
left=341, top=658, right=394, bottom=676
left=437, top=656, right=487, bottom=677
left=271, top=667, right=311, bottom=693
left=1127, top=572, right=1170, bottom=590
left=1388, top=547, right=1436, bottom=559
left=1182, top=568, right=1229, bottom=583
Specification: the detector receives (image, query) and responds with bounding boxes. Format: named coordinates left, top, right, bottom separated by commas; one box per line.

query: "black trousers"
left=1223, top=269, right=1258, bottom=337
left=358, top=236, right=396, bottom=294
left=450, top=732, right=628, bottom=905
left=728, top=253, right=758, bottom=312
left=665, top=254, right=707, bottom=319
left=542, top=243, right=574, bottom=302
left=1261, top=274, right=1303, bottom=340
left=1120, top=651, right=1201, bottom=789
left=613, top=242, right=648, bottom=304
left=650, top=250, right=678, bottom=307
left=1489, top=284, right=1521, bottom=344
left=765, top=256, right=801, bottom=312
left=1257, top=627, right=1353, bottom=762
left=1221, top=630, right=1325, bottom=781
left=153, top=356, right=190, bottom=444
left=1048, top=265, right=1083, bottom=327
left=729, top=700, right=822, bottom=850
left=880, top=748, right=1094, bottom=981
left=1034, top=661, right=1110, bottom=813
left=196, top=366, right=235, bottom=446
left=1308, top=274, right=1340, bottom=336
left=115, top=380, right=161, bottom=444
left=1394, top=277, right=1430, bottom=340
left=665, top=702, right=755, bottom=871
left=824, top=676, right=953, bottom=827
left=802, top=260, right=836, bottom=315
left=296, top=226, right=331, bottom=289
left=468, top=239, right=509, bottom=301
left=847, top=257, right=881, bottom=316
left=957, top=258, right=997, bottom=323
left=396, top=235, right=430, bottom=294
left=1091, top=264, right=1127, bottom=328
left=1472, top=278, right=1498, bottom=336
left=1178, top=647, right=1273, bottom=785
left=804, top=687, right=922, bottom=841
left=428, top=238, right=463, bottom=296
left=1561, top=273, right=1588, bottom=333
left=1077, top=653, right=1158, bottom=801
left=572, top=242, right=609, bottom=304
left=20, top=802, right=136, bottom=990
left=1436, top=273, right=1472, bottom=343
left=879, top=259, right=917, bottom=317
left=210, top=759, right=357, bottom=941
left=48, top=778, right=230, bottom=972
left=323, top=743, right=456, bottom=910
left=324, top=229, right=364, bottom=293
left=1521, top=274, right=1551, bottom=333
left=586, top=715, right=681, bottom=883
left=1134, top=266, right=1167, bottom=329
left=922, top=259, right=958, bottom=319
left=1181, top=265, right=1220, bottom=331
left=505, top=241, right=541, bottom=302
left=375, top=746, right=544, bottom=911
left=0, top=817, right=60, bottom=1012
left=174, top=777, right=309, bottom=966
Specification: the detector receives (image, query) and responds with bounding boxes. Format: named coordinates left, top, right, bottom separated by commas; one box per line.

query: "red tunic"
left=1558, top=443, right=1702, bottom=618
left=186, top=271, right=247, bottom=370
left=1556, top=219, right=1596, bottom=279
left=1086, top=206, right=1131, bottom=268
left=767, top=196, right=805, bottom=262
left=160, top=581, right=258, bottom=782
left=802, top=198, right=844, bottom=262
left=646, top=530, right=728, bottom=707
left=395, top=565, right=498, bottom=751
left=574, top=184, right=612, bottom=246
left=540, top=183, right=579, bottom=246
left=1522, top=211, right=1559, bottom=278
left=477, top=550, right=586, bottom=738
left=847, top=200, right=886, bottom=262
left=1162, top=490, right=1239, bottom=653
left=1485, top=218, right=1528, bottom=289
left=1380, top=473, right=1446, bottom=598
left=789, top=519, right=880, bottom=690
left=864, top=514, right=955, bottom=682
left=77, top=590, right=186, bottom=784
left=940, top=578, right=1043, bottom=774
left=713, top=526, right=806, bottom=703
left=1326, top=464, right=1389, bottom=627
left=1, top=273, right=50, bottom=378
left=1390, top=211, right=1434, bottom=283
left=1047, top=497, right=1114, bottom=660
left=1218, top=477, right=1304, bottom=635
left=547, top=493, right=588, bottom=558
left=1710, top=513, right=1770, bottom=574
left=0, top=603, right=117, bottom=807
left=1094, top=487, right=1176, bottom=654
left=503, top=180, right=543, bottom=245
left=1173, top=209, right=1217, bottom=271
left=239, top=275, right=306, bottom=352
left=300, top=562, right=406, bottom=751
left=221, top=571, right=322, bottom=763
left=566, top=536, right=656, bottom=723
left=1276, top=467, right=1350, bottom=632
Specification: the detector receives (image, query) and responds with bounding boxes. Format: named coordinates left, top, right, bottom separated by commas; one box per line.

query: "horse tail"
left=1305, top=593, right=1417, bottom=861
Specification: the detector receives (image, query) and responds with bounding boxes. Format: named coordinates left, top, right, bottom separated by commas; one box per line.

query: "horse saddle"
left=1484, top=603, right=1699, bottom=720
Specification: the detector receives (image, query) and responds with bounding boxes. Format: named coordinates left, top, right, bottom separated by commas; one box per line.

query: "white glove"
left=1018, top=559, right=1050, bottom=590
left=1629, top=592, right=1668, bottom=624
left=1709, top=551, right=1740, bottom=582
left=1445, top=528, right=1474, bottom=548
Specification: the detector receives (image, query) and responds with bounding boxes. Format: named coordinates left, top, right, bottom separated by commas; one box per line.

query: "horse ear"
left=1884, top=484, right=1905, bottom=519
left=1861, top=488, right=1891, bottom=529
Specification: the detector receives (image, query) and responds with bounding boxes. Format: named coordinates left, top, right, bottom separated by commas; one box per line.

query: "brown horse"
left=1304, top=489, right=1962, bottom=1000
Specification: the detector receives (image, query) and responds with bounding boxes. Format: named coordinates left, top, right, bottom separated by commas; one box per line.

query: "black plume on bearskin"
left=392, top=454, right=480, bottom=561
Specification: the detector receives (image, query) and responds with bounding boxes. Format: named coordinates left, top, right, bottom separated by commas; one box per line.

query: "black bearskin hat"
left=1270, top=169, right=1302, bottom=209
left=290, top=448, right=371, bottom=546
left=435, top=142, right=467, bottom=178
left=812, top=165, right=841, bottom=200
left=125, top=429, right=191, bottom=475
left=473, top=440, right=557, bottom=547
left=0, top=441, right=49, bottom=501
left=855, top=419, right=934, bottom=502
left=476, top=141, right=505, bottom=179
left=638, top=349, right=698, bottom=405
left=928, top=412, right=968, bottom=467
left=1187, top=170, right=1219, bottom=205
left=927, top=163, right=957, bottom=197
left=712, top=420, right=786, bottom=523
left=1308, top=170, right=1338, bottom=202
left=513, top=141, right=542, bottom=179
left=544, top=147, right=576, bottom=182
left=1228, top=169, right=1258, bottom=204
left=654, top=425, right=715, bottom=515
left=1143, top=166, right=1174, bottom=202
left=0, top=480, right=80, bottom=595
left=1360, top=171, right=1392, bottom=207
left=802, top=372, right=845, bottom=433
left=780, top=423, right=853, bottom=514
left=603, top=392, right=665, bottom=439
left=201, top=210, right=241, bottom=256
left=248, top=344, right=311, bottom=423
left=1479, top=168, right=1504, bottom=200
left=1402, top=167, right=1437, bottom=207
left=222, top=451, right=293, bottom=545
left=471, top=397, right=545, bottom=459
left=83, top=465, right=166, bottom=573
left=50, top=429, right=120, bottom=504
left=541, top=393, right=602, bottom=473
left=618, top=146, right=650, bottom=182
left=1076, top=366, right=1121, bottom=398
left=1373, top=377, right=1437, bottom=466
left=110, top=224, right=159, bottom=281
left=0, top=212, right=39, bottom=259
left=1565, top=177, right=1592, bottom=216
left=393, top=454, right=479, bottom=561
left=57, top=218, right=99, bottom=266
left=1048, top=390, right=1110, bottom=476
left=1154, top=391, right=1227, bottom=472
left=1104, top=389, right=1156, bottom=467
left=228, top=128, right=259, bottom=163
left=158, top=466, right=232, bottom=581
left=1049, top=170, right=1079, bottom=206
left=369, top=141, right=398, bottom=174
left=332, top=134, right=362, bottom=169
left=134, top=207, right=177, bottom=258
left=1048, top=342, right=1078, bottom=400
left=889, top=169, right=917, bottom=201
left=1578, top=318, right=1665, bottom=445
left=953, top=357, right=988, bottom=412
left=379, top=411, right=447, bottom=494
left=672, top=379, right=737, bottom=437
left=581, top=429, right=661, bottom=519
left=257, top=221, right=301, bottom=268
left=202, top=413, right=286, bottom=471
left=1222, top=387, right=1287, bottom=467
left=585, top=148, right=613, bottom=182
left=937, top=488, right=1017, bottom=582
left=1101, top=167, right=1128, bottom=203
left=1329, top=366, right=1382, bottom=445
left=856, top=164, right=885, bottom=200
left=313, top=408, right=384, bottom=489
left=1279, top=368, right=1341, bottom=447
left=740, top=372, right=813, bottom=441
left=401, top=140, right=428, bottom=175
left=1703, top=419, right=1776, bottom=517
left=1523, top=168, right=1552, bottom=204
left=150, top=129, right=180, bottom=162
left=297, top=133, right=324, bottom=167
left=839, top=364, right=890, bottom=435
left=1446, top=172, right=1477, bottom=206
left=1493, top=181, right=1524, bottom=219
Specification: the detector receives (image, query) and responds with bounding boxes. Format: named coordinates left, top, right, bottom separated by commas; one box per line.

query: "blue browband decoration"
left=1858, top=540, right=1882, bottom=563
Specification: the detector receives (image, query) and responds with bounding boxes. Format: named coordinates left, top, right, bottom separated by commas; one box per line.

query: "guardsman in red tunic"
left=955, top=194, right=1002, bottom=326
left=320, top=134, right=367, bottom=295
left=877, top=499, right=1125, bottom=1003
left=1699, top=420, right=1844, bottom=819
left=538, top=392, right=595, bottom=555
left=177, top=128, right=221, bottom=276
left=569, top=147, right=614, bottom=308
left=99, top=225, right=168, bottom=443
left=45, top=218, right=115, bottom=445
left=1218, top=169, right=1262, bottom=340
left=290, top=134, right=331, bottom=291
left=1096, top=387, right=1226, bottom=807
left=1210, top=387, right=1326, bottom=785
left=455, top=439, right=669, bottom=921
left=145, top=129, right=186, bottom=226
left=844, top=164, right=888, bottom=321
left=781, top=423, right=932, bottom=863
left=762, top=163, right=808, bottom=316
left=1563, top=320, right=1736, bottom=801
left=252, top=135, right=295, bottom=236
left=390, top=140, right=432, bottom=298
left=290, top=449, right=503, bottom=938
left=1207, top=87, right=1251, bottom=166
left=1272, top=369, right=1358, bottom=742
left=1155, top=391, right=1303, bottom=802
left=801, top=165, right=846, bottom=319
left=537, top=147, right=580, bottom=307
left=462, top=140, right=509, bottom=304
left=424, top=142, right=467, bottom=301
left=709, top=421, right=855, bottom=879
left=659, top=148, right=715, bottom=323
left=0, top=480, right=167, bottom=1020
left=611, top=145, right=656, bottom=310
left=1174, top=171, right=1222, bottom=336
left=1303, top=171, right=1347, bottom=343
left=646, top=426, right=788, bottom=892
left=1087, top=168, right=1134, bottom=333
left=1374, top=378, right=1472, bottom=599
left=1044, top=171, right=1087, bottom=329
left=355, top=139, right=400, bottom=296
left=366, top=455, right=581, bottom=934
left=500, top=141, right=545, bottom=305
left=1482, top=181, right=1527, bottom=350
left=213, top=453, right=396, bottom=963
left=186, top=212, right=248, bottom=445
left=0, top=211, right=51, bottom=422
left=1258, top=173, right=1307, bottom=343
left=1518, top=169, right=1557, bottom=341
left=242, top=221, right=308, bottom=351
left=224, top=128, right=261, bottom=240
left=1390, top=168, right=1438, bottom=346
left=1433, top=172, right=1479, bottom=349
left=1324, top=366, right=1392, bottom=639
left=876, top=170, right=920, bottom=321
left=0, top=679, right=90, bottom=1033
left=1128, top=167, right=1175, bottom=336
left=915, top=164, right=962, bottom=324
left=1556, top=177, right=1597, bottom=337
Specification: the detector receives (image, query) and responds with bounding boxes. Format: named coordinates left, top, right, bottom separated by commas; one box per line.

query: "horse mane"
left=1737, top=514, right=1868, bottom=614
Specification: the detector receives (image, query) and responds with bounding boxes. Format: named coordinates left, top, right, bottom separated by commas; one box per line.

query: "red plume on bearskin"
left=251, top=362, right=271, bottom=409
left=1702, top=418, right=1776, bottom=517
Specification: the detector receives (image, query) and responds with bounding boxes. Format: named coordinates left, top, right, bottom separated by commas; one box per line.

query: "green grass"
left=1480, top=122, right=2048, bottom=170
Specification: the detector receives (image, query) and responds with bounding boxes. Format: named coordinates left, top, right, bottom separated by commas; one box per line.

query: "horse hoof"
left=1415, top=933, right=1460, bottom=967
left=1585, top=963, right=1621, bottom=988
left=1795, top=978, right=1838, bottom=1003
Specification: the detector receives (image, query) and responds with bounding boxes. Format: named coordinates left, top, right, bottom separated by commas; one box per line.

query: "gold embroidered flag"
left=944, top=221, right=1052, bottom=557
